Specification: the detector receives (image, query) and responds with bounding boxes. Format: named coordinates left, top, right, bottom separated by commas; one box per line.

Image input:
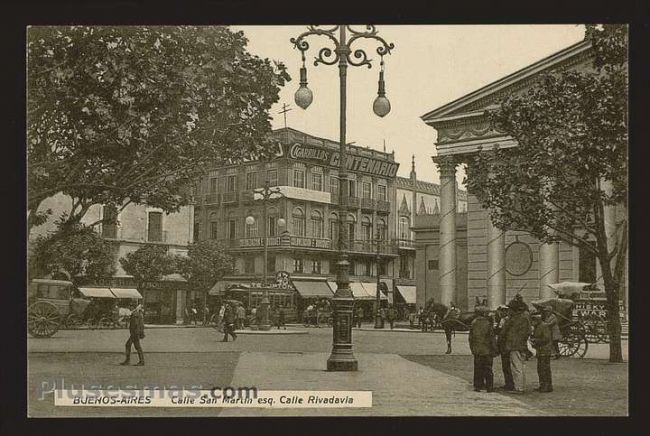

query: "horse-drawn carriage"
left=28, top=278, right=136, bottom=337
left=530, top=293, right=588, bottom=358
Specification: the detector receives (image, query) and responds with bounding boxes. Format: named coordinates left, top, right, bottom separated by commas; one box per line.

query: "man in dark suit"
left=222, top=303, right=237, bottom=342
left=120, top=301, right=145, bottom=366
left=469, top=305, right=498, bottom=392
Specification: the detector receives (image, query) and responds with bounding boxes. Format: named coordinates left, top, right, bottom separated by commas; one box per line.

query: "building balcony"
left=342, top=196, right=360, bottom=209
left=204, top=193, right=219, bottom=205
left=147, top=230, right=168, bottom=244
left=376, top=200, right=390, bottom=214
left=222, top=191, right=238, bottom=204
left=361, top=198, right=376, bottom=211
left=226, top=236, right=332, bottom=251
left=348, top=239, right=398, bottom=256
left=397, top=238, right=416, bottom=250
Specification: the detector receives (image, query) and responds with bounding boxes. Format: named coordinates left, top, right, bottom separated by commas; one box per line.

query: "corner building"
left=194, top=128, right=401, bottom=316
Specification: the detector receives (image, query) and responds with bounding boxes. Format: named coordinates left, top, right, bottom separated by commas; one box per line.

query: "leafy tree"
left=119, top=244, right=177, bottom=292
left=465, top=25, right=628, bottom=362
left=30, top=218, right=117, bottom=283
left=175, top=240, right=234, bottom=296
left=28, top=26, right=290, bottom=232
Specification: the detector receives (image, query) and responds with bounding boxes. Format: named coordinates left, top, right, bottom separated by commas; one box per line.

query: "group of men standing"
left=469, top=296, right=560, bottom=394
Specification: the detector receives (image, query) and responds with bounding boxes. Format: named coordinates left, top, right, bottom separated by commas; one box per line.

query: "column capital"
left=432, top=155, right=460, bottom=176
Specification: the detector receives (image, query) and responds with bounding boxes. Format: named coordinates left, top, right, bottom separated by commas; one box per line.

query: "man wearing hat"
left=468, top=305, right=498, bottom=392
left=502, top=298, right=531, bottom=393
left=120, top=300, right=145, bottom=366
left=531, top=312, right=554, bottom=392
left=495, top=305, right=515, bottom=391
left=542, top=306, right=562, bottom=359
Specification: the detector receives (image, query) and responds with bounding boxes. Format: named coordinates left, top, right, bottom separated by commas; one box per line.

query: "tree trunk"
left=594, top=199, right=624, bottom=363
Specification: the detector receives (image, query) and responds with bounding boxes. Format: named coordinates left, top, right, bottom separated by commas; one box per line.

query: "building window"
left=377, top=218, right=387, bottom=240
left=361, top=216, right=372, bottom=240
left=210, top=177, right=218, bottom=193
left=210, top=221, right=219, bottom=240
left=362, top=182, right=372, bottom=199
left=363, top=260, right=372, bottom=276
left=246, top=172, right=257, bottom=190
left=312, top=259, right=322, bottom=274
left=267, top=255, right=276, bottom=273
left=347, top=179, right=356, bottom=197
left=267, top=169, right=278, bottom=186
left=268, top=216, right=277, bottom=237
left=428, top=259, right=439, bottom=270
left=329, top=212, right=339, bottom=242
left=193, top=222, right=200, bottom=242
left=311, top=210, right=323, bottom=238
left=147, top=212, right=163, bottom=242
left=294, top=258, right=304, bottom=273
left=226, top=175, right=237, bottom=192
left=228, top=219, right=237, bottom=240
left=378, top=260, right=387, bottom=276
left=245, top=217, right=258, bottom=238
left=399, top=254, right=412, bottom=279
left=244, top=256, right=255, bottom=274
left=330, top=176, right=339, bottom=195
left=293, top=169, right=305, bottom=188
left=292, top=208, right=306, bottom=237
left=347, top=214, right=356, bottom=243
left=102, top=205, right=118, bottom=239
left=312, top=173, right=323, bottom=191
left=377, top=185, right=387, bottom=201
left=399, top=216, right=410, bottom=240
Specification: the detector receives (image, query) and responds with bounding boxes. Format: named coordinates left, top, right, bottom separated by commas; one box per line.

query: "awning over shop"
left=396, top=285, right=417, bottom=304
left=209, top=281, right=233, bottom=296
left=293, top=280, right=334, bottom=298
left=78, top=287, right=115, bottom=299
left=361, top=283, right=388, bottom=300
left=328, top=281, right=386, bottom=300
left=110, top=288, right=143, bottom=299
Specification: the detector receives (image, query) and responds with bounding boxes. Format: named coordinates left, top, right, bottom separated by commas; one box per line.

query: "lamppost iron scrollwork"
left=290, top=25, right=394, bottom=371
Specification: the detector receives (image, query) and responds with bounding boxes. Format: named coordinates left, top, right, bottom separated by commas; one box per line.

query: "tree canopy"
left=30, top=220, right=117, bottom=282
left=465, top=24, right=628, bottom=362
left=28, top=26, right=290, bottom=230
left=119, top=244, right=177, bottom=290
left=175, top=240, right=234, bottom=293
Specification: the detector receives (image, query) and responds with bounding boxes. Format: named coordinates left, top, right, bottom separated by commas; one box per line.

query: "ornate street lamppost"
left=246, top=180, right=285, bottom=331
left=291, top=25, right=394, bottom=371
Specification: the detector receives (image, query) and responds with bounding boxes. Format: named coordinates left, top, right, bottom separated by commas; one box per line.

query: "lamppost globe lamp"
left=372, top=65, right=391, bottom=118
left=277, top=218, right=286, bottom=228
left=245, top=215, right=255, bottom=226
left=294, top=66, right=313, bottom=109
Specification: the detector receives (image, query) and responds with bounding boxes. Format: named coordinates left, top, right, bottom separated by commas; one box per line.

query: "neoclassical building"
left=418, top=39, right=626, bottom=311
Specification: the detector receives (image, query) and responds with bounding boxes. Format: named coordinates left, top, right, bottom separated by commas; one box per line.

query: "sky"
left=234, top=25, right=585, bottom=186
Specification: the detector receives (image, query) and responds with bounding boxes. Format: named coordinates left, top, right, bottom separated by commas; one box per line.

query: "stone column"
left=539, top=240, right=559, bottom=298
left=436, top=156, right=457, bottom=306
left=486, top=217, right=506, bottom=309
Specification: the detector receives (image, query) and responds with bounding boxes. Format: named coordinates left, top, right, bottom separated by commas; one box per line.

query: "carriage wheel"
left=28, top=302, right=60, bottom=338
left=558, top=332, right=588, bottom=358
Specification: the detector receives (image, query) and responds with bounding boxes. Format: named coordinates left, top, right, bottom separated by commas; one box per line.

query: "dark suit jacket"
left=469, top=316, right=497, bottom=356
left=129, top=310, right=144, bottom=338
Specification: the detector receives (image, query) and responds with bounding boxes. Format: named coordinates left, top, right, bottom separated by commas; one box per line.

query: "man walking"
left=235, top=303, right=246, bottom=330
left=495, top=305, right=514, bottom=391
left=543, top=306, right=562, bottom=359
left=531, top=312, right=554, bottom=392
left=120, top=301, right=145, bottom=366
left=503, top=299, right=531, bottom=393
left=221, top=303, right=237, bottom=342
left=469, top=305, right=497, bottom=392
left=387, top=305, right=397, bottom=330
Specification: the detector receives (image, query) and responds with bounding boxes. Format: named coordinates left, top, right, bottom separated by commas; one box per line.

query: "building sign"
left=284, top=143, right=399, bottom=178
left=573, top=301, right=627, bottom=320
left=290, top=237, right=332, bottom=249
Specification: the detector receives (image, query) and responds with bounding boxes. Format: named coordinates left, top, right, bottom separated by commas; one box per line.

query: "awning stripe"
left=293, top=280, right=333, bottom=298
left=396, top=285, right=417, bottom=304
left=110, top=288, right=143, bottom=299
left=78, top=287, right=116, bottom=299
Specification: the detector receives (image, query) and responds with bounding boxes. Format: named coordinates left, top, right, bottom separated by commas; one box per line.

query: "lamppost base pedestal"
left=374, top=315, right=384, bottom=329
left=327, top=355, right=358, bottom=372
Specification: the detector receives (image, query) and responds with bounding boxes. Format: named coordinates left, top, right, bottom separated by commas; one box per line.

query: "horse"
left=424, top=297, right=488, bottom=354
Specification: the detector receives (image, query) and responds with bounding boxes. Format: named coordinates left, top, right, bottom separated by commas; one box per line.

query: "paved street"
left=28, top=325, right=628, bottom=416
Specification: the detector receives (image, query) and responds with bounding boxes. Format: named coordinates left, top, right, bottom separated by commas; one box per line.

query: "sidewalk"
left=220, top=352, right=544, bottom=416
